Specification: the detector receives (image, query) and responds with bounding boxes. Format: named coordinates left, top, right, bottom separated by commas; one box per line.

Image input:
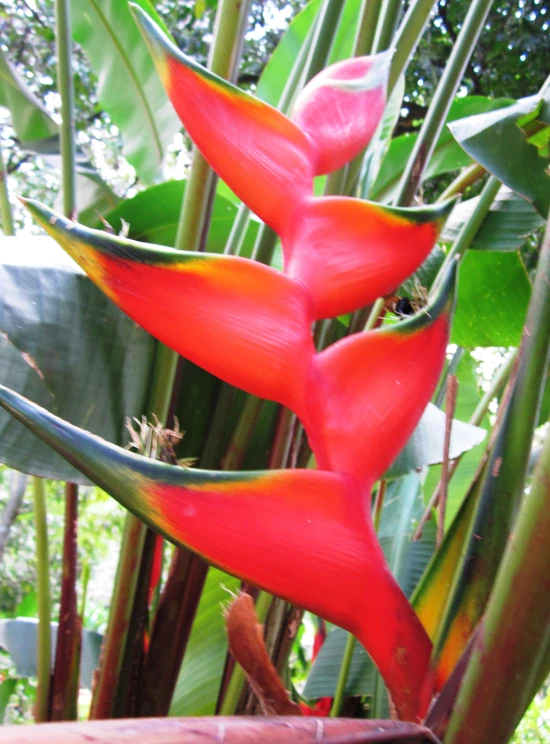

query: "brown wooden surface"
left=0, top=717, right=441, bottom=743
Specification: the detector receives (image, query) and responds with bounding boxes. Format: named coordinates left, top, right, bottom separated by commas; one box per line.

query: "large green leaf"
left=102, top=180, right=259, bottom=253
left=0, top=236, right=156, bottom=482
left=169, top=567, right=239, bottom=716
left=0, top=618, right=101, bottom=689
left=303, top=475, right=435, bottom=699
left=0, top=50, right=57, bottom=143
left=385, top=403, right=486, bottom=480
left=256, top=0, right=320, bottom=106
left=71, top=0, right=180, bottom=183
left=451, top=251, right=531, bottom=347
left=371, top=97, right=514, bottom=203
left=441, top=187, right=545, bottom=251
left=449, top=91, right=550, bottom=218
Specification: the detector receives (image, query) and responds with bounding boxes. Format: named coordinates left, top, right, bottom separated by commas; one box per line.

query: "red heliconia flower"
left=1, top=6, right=459, bottom=722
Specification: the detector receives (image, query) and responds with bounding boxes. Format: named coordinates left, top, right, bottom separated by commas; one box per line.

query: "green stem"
left=354, top=0, right=385, bottom=56
left=33, top=476, right=51, bottom=722
left=300, top=0, right=346, bottom=84
left=434, top=346, right=464, bottom=409
left=89, top=513, right=147, bottom=719
left=437, top=163, right=486, bottom=203
left=393, top=0, right=495, bottom=206
left=364, top=297, right=385, bottom=331
left=219, top=590, right=273, bottom=715
left=55, top=0, right=76, bottom=217
left=174, top=0, right=252, bottom=253
left=388, top=0, right=439, bottom=93
left=372, top=0, right=403, bottom=53
left=469, top=351, right=517, bottom=428
left=445, top=416, right=550, bottom=744
left=434, top=177, right=500, bottom=291
left=329, top=632, right=357, bottom=716
left=0, top=135, right=14, bottom=236
left=220, top=396, right=263, bottom=470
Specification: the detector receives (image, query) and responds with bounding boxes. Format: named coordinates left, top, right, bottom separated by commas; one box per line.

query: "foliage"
left=0, top=0, right=549, bottom=741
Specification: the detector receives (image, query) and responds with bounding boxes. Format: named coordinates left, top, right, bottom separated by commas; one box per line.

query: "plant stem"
left=174, top=0, right=252, bottom=253
left=413, top=350, right=517, bottom=541
left=329, top=632, right=357, bottom=716
left=51, top=482, right=79, bottom=721
left=433, top=176, right=501, bottom=292
left=372, top=0, right=403, bottom=53
left=364, top=297, right=385, bottom=331
left=393, top=0, right=495, bottom=206
left=437, top=163, right=486, bottom=203
left=354, top=0, right=385, bottom=56
left=300, top=0, right=346, bottom=84
left=0, top=135, right=14, bottom=236
left=33, top=477, right=51, bottom=723
left=218, top=590, right=273, bottom=715
left=388, top=0, right=439, bottom=93
left=89, top=512, right=147, bottom=719
left=55, top=0, right=76, bottom=217
left=445, top=411, right=550, bottom=744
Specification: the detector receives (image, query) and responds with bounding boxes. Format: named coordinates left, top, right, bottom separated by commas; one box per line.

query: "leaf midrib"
left=86, top=0, right=163, bottom=163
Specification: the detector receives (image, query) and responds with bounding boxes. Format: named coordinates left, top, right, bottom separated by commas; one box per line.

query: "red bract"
left=3, top=5, right=459, bottom=723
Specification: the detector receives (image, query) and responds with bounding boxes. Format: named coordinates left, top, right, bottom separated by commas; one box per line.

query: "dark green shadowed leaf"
left=451, top=251, right=531, bottom=347
left=102, top=181, right=259, bottom=253
left=449, top=91, right=550, bottom=218
left=441, top=187, right=545, bottom=252
left=0, top=237, right=156, bottom=483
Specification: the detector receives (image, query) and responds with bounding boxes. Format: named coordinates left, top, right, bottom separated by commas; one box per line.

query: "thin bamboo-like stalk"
left=0, top=135, right=14, bottom=236
left=446, top=372, right=550, bottom=742
left=32, top=477, right=51, bottom=723
left=372, top=0, right=403, bottom=52
left=174, top=0, right=252, bottom=254
left=54, top=0, right=76, bottom=217
left=50, top=483, right=79, bottom=721
left=393, top=0, right=495, bottom=206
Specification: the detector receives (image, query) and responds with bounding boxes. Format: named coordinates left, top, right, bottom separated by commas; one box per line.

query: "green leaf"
left=102, top=181, right=259, bottom=253
left=0, top=236, right=156, bottom=482
left=441, top=187, right=545, bottom=251
left=0, top=618, right=101, bottom=689
left=303, top=475, right=435, bottom=699
left=361, top=75, right=406, bottom=199
left=169, top=568, right=239, bottom=716
left=0, top=677, right=18, bottom=722
left=0, top=50, right=58, bottom=143
left=449, top=91, right=550, bottom=218
left=371, top=96, right=514, bottom=203
left=22, top=136, right=120, bottom=226
left=451, top=251, right=532, bottom=347
left=538, top=369, right=550, bottom=427
left=71, top=0, right=181, bottom=183
left=256, top=0, right=320, bottom=106
left=385, top=403, right=486, bottom=480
